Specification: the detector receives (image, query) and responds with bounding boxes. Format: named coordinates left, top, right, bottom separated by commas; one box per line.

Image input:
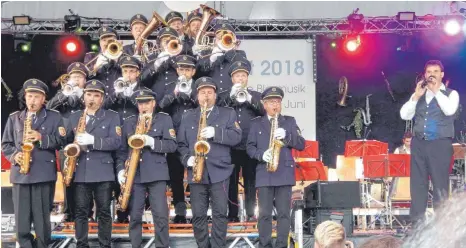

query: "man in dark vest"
left=400, top=60, right=459, bottom=225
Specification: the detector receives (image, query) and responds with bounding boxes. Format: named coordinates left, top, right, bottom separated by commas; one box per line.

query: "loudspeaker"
left=1, top=187, right=14, bottom=214
left=307, top=208, right=354, bottom=235
left=304, top=181, right=361, bottom=208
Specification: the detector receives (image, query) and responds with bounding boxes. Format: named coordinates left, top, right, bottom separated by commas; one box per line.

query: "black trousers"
left=228, top=149, right=257, bottom=218
left=410, top=136, right=452, bottom=223
left=75, top=182, right=113, bottom=248
left=258, top=186, right=292, bottom=248
left=191, top=178, right=230, bottom=248
left=13, top=182, right=55, bottom=248
left=129, top=181, right=169, bottom=248
left=167, top=152, right=186, bottom=216
left=59, top=150, right=94, bottom=220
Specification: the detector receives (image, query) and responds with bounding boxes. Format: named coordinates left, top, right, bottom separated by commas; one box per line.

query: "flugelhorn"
left=177, top=76, right=191, bottom=94
left=62, top=83, right=75, bottom=96
left=114, top=78, right=129, bottom=93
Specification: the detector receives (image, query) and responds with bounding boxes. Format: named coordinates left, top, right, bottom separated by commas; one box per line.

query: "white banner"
left=240, top=40, right=316, bottom=140
left=121, top=39, right=316, bottom=140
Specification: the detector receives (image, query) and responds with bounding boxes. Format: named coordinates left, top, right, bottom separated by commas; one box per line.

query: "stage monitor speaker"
left=1, top=187, right=14, bottom=214
left=307, top=208, right=354, bottom=235
left=304, top=181, right=361, bottom=208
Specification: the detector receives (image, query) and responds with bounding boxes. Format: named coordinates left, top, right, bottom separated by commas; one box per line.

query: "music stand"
left=344, top=140, right=389, bottom=157
left=295, top=161, right=327, bottom=183
left=363, top=154, right=410, bottom=230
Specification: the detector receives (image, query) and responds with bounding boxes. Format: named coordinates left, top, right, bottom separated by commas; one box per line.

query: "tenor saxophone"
left=62, top=109, right=87, bottom=187
left=267, top=113, right=284, bottom=173
left=19, top=113, right=34, bottom=174
left=192, top=101, right=210, bottom=183
left=118, top=112, right=152, bottom=211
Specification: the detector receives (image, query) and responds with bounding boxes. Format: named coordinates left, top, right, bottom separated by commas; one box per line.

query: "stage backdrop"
left=121, top=39, right=317, bottom=140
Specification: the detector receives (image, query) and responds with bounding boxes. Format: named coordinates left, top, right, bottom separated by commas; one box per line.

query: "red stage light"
left=66, top=41, right=77, bottom=52
left=345, top=36, right=361, bottom=52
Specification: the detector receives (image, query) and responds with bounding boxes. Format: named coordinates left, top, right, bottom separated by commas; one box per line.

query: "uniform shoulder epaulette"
left=86, top=51, right=96, bottom=54
left=124, top=115, right=137, bottom=121
left=251, top=116, right=261, bottom=121
left=9, top=111, right=19, bottom=116
left=108, top=109, right=118, bottom=114
left=224, top=106, right=234, bottom=110
left=158, top=112, right=169, bottom=115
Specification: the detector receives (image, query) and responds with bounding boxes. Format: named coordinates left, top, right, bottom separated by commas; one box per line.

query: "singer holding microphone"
left=400, top=60, right=459, bottom=226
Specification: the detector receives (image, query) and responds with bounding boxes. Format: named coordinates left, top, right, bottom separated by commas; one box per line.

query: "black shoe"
left=228, top=217, right=240, bottom=223
left=247, top=216, right=257, bottom=222
left=174, top=215, right=187, bottom=224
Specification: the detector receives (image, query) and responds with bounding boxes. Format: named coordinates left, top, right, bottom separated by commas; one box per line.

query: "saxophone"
left=192, top=101, right=211, bottom=183
left=118, top=112, right=152, bottom=211
left=267, top=113, right=285, bottom=172
left=19, top=113, right=34, bottom=174
left=62, top=109, right=87, bottom=187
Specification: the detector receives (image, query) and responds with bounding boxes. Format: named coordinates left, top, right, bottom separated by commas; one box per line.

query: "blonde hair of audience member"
left=314, top=221, right=354, bottom=248
left=359, top=235, right=402, bottom=248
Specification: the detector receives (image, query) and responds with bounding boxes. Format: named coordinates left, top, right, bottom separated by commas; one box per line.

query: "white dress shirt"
left=400, top=83, right=459, bottom=120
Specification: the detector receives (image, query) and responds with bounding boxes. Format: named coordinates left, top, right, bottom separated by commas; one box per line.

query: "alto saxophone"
left=267, top=113, right=285, bottom=173
left=63, top=109, right=87, bottom=187
left=192, top=101, right=211, bottom=183
left=118, top=112, right=152, bottom=211
left=19, top=113, right=34, bottom=174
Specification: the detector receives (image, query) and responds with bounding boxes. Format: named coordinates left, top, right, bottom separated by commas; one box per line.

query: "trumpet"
left=177, top=76, right=191, bottom=94
left=235, top=87, right=248, bottom=103
left=62, top=83, right=75, bottom=96
left=105, top=40, right=123, bottom=60
left=54, top=74, right=70, bottom=88
left=114, top=78, right=129, bottom=93
left=218, top=32, right=238, bottom=52
left=167, top=39, right=183, bottom=56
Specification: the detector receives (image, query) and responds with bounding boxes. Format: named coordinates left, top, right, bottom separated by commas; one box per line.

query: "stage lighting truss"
left=1, top=15, right=465, bottom=37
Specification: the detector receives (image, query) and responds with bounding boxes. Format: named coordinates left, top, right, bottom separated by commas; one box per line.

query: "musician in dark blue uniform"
left=222, top=60, right=265, bottom=222
left=84, top=27, right=123, bottom=91
left=159, top=54, right=198, bottom=223
left=122, top=14, right=148, bottom=57
left=116, top=89, right=177, bottom=248
left=247, top=87, right=305, bottom=248
left=140, top=27, right=180, bottom=104
left=185, top=12, right=202, bottom=49
left=196, top=23, right=247, bottom=93
left=46, top=62, right=88, bottom=222
left=177, top=77, right=242, bottom=248
left=2, top=79, right=66, bottom=248
left=66, top=80, right=122, bottom=248
left=103, top=55, right=144, bottom=123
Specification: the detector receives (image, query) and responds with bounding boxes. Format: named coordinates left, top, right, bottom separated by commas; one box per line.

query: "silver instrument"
left=235, top=87, right=248, bottom=103
left=361, top=94, right=372, bottom=126
left=114, top=78, right=129, bottom=93
left=177, top=76, right=191, bottom=94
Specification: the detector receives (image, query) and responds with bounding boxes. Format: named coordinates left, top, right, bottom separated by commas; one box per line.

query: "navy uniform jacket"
left=66, top=108, right=122, bottom=183
left=102, top=82, right=144, bottom=123
left=123, top=43, right=135, bottom=57
left=220, top=89, right=265, bottom=150
left=247, top=115, right=305, bottom=187
left=159, top=90, right=197, bottom=132
left=197, top=49, right=247, bottom=94
left=116, top=112, right=177, bottom=184
left=2, top=108, right=66, bottom=184
left=84, top=52, right=122, bottom=92
left=140, top=53, right=178, bottom=104
left=46, top=90, right=84, bottom=127
left=177, top=106, right=242, bottom=184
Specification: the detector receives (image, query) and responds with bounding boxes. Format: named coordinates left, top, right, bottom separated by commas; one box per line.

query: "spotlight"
left=14, top=34, right=32, bottom=53
left=397, top=12, right=416, bottom=21
left=64, top=15, right=81, bottom=32
left=66, top=41, right=77, bottom=52
left=330, top=41, right=337, bottom=48
left=13, top=16, right=31, bottom=25
left=345, top=36, right=361, bottom=52
left=90, top=44, right=99, bottom=51
left=444, top=19, right=461, bottom=36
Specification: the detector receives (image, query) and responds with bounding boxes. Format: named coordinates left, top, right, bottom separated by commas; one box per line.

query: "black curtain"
left=316, top=33, right=466, bottom=167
